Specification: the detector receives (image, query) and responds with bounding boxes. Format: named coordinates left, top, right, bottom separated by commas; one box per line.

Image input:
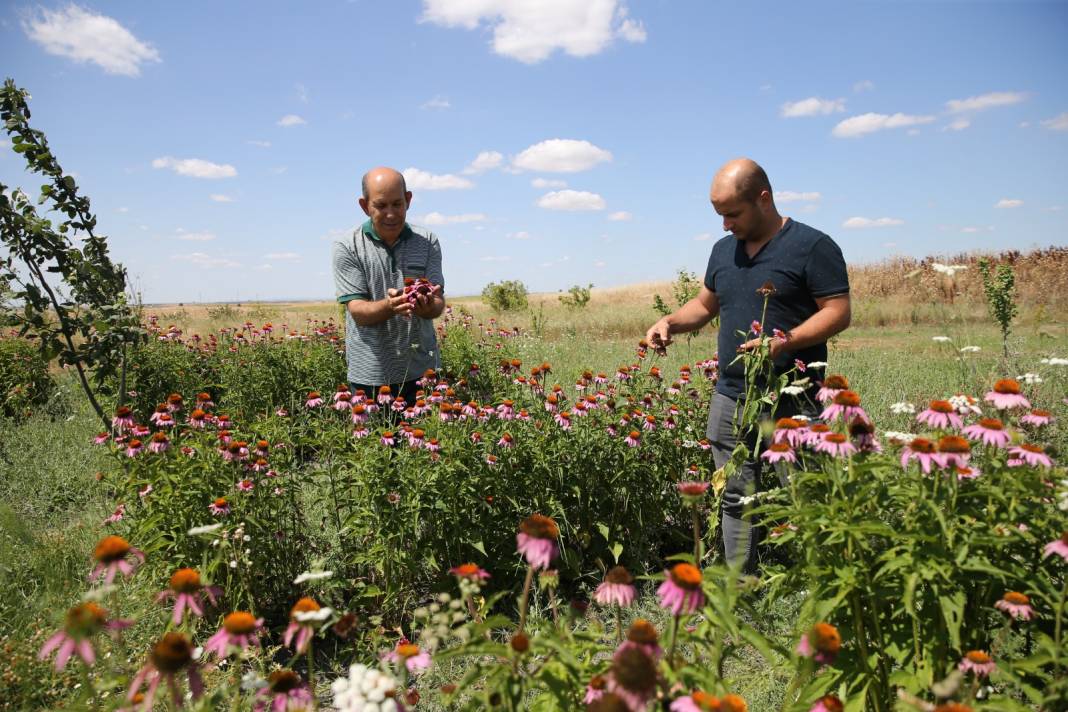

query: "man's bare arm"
left=346, top=289, right=413, bottom=327
left=739, top=293, right=851, bottom=358
left=645, top=285, right=720, bottom=348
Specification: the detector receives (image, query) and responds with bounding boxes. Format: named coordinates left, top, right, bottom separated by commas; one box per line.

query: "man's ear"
left=405, top=191, right=413, bottom=208
left=358, top=197, right=371, bottom=217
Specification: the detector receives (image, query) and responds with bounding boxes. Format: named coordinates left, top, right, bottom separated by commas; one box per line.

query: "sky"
left=1, top=0, right=1067, bottom=304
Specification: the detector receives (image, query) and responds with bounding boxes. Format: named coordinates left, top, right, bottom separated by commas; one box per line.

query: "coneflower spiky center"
left=170, top=568, right=202, bottom=593
left=520, top=514, right=559, bottom=539
left=94, top=535, right=131, bottom=563
left=223, top=611, right=258, bottom=635
left=669, top=563, right=702, bottom=590
left=929, top=400, right=953, bottom=413
left=151, top=632, right=194, bottom=673
left=775, top=418, right=801, bottom=430
left=833, top=390, right=861, bottom=407
left=1020, top=443, right=1044, bottom=454
left=823, top=375, right=849, bottom=390
left=993, top=379, right=1021, bottom=394
left=290, top=597, right=320, bottom=619
left=825, top=433, right=848, bottom=444
left=611, top=646, right=657, bottom=693
left=965, top=650, right=991, bottom=664
left=396, top=643, right=421, bottom=658
left=605, top=566, right=634, bottom=586
left=909, top=437, right=936, bottom=454
left=978, top=418, right=1003, bottom=430
left=1003, top=591, right=1029, bottom=605
left=626, top=619, right=658, bottom=645
left=937, top=436, right=970, bottom=453
left=66, top=602, right=107, bottom=636
left=268, top=669, right=301, bottom=693
left=810, top=622, right=841, bottom=654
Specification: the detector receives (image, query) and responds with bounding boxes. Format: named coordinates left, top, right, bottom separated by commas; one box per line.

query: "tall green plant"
left=0, top=79, right=143, bottom=430
left=977, top=257, right=1018, bottom=359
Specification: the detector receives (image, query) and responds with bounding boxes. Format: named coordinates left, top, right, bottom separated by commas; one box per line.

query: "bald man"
left=332, top=167, right=446, bottom=407
left=646, top=158, right=851, bottom=573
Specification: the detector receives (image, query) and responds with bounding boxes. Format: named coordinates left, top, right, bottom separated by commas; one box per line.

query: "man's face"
left=360, top=179, right=412, bottom=243
left=711, top=190, right=763, bottom=242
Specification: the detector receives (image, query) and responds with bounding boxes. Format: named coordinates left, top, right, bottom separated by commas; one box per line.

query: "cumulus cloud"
left=414, top=212, right=489, bottom=225
left=264, top=252, right=300, bottom=260
left=1041, top=112, right=1068, bottom=131
left=209, top=194, right=234, bottom=203
left=775, top=191, right=821, bottom=203
left=945, top=91, right=1026, bottom=114
left=944, top=118, right=971, bottom=132
left=23, top=4, right=160, bottom=77
left=420, top=0, right=647, bottom=64
left=607, top=211, right=632, bottom=221
left=832, top=113, right=936, bottom=138
left=536, top=189, right=606, bottom=211
left=402, top=167, right=474, bottom=190
left=995, top=199, right=1023, bottom=209
left=531, top=177, right=567, bottom=189
left=277, top=114, right=307, bottom=128
left=152, top=157, right=237, bottom=179
left=513, top=139, right=612, bottom=173
left=780, top=97, right=846, bottom=118
left=421, top=95, right=451, bottom=110
left=462, top=151, right=504, bottom=174
left=842, top=217, right=904, bottom=229
left=170, top=252, right=240, bottom=268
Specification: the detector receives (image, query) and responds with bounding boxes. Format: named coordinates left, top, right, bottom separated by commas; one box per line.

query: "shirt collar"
left=362, top=219, right=412, bottom=245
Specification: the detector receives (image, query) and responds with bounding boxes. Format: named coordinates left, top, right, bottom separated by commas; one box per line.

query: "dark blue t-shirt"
left=704, top=219, right=849, bottom=399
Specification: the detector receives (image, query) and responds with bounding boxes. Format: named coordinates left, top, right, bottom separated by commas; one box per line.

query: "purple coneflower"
left=104, top=503, right=126, bottom=524
left=595, top=566, right=637, bottom=608
left=187, top=408, right=209, bottom=429
left=39, top=602, right=131, bottom=670
left=555, top=411, right=572, bottom=430
left=916, top=399, right=963, bottom=430
left=385, top=641, right=432, bottom=674
left=166, top=393, right=183, bottom=413
left=1020, top=409, right=1052, bottom=427
left=127, top=632, right=204, bottom=710
left=209, top=497, right=230, bottom=516
left=959, top=650, right=996, bottom=677
left=624, top=430, right=641, bottom=448
left=149, top=404, right=170, bottom=426
left=517, top=514, right=559, bottom=570
left=820, top=390, right=869, bottom=424
left=606, top=644, right=657, bottom=712
left=936, top=435, right=971, bottom=469
left=113, top=406, right=135, bottom=433
left=93, top=432, right=110, bottom=445
left=985, top=379, right=1031, bottom=410
left=380, top=431, right=396, bottom=447
left=1044, top=532, right=1068, bottom=561
left=253, top=669, right=312, bottom=712
left=620, top=619, right=661, bottom=659
left=204, top=611, right=264, bottom=658
left=657, top=563, right=704, bottom=615
left=901, top=437, right=939, bottom=474
left=149, top=432, right=170, bottom=454
left=962, top=418, right=1011, bottom=447
left=237, top=478, right=255, bottom=492
left=797, top=622, right=840, bottom=665
left=284, top=597, right=332, bottom=654
left=498, top=432, right=515, bottom=448
left=90, top=535, right=145, bottom=584
left=815, top=374, right=849, bottom=403
left=995, top=591, right=1033, bottom=621
left=485, top=454, right=499, bottom=467
left=333, top=392, right=352, bottom=411
left=762, top=442, right=797, bottom=464
left=125, top=438, right=144, bottom=457
left=450, top=563, right=490, bottom=582
left=814, top=432, right=856, bottom=458
left=1008, top=443, right=1054, bottom=468
left=584, top=674, right=607, bottom=704
left=305, top=391, right=323, bottom=409
left=377, top=386, right=392, bottom=406
left=156, top=568, right=221, bottom=625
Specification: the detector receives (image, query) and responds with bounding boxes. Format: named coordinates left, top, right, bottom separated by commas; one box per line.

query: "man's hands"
left=645, top=318, right=673, bottom=354
left=386, top=288, right=414, bottom=317
left=738, top=335, right=789, bottom=360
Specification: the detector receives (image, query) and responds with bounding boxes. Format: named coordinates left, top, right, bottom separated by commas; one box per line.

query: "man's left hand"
left=738, top=336, right=788, bottom=360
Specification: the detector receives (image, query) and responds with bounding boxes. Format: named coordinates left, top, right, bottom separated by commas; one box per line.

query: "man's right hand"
left=386, top=288, right=414, bottom=316
left=645, top=318, right=672, bottom=352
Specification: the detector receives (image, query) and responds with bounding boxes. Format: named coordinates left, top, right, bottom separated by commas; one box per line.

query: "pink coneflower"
left=250, top=457, right=269, bottom=472
left=595, top=566, right=637, bottom=607
left=995, top=591, right=1034, bottom=621
left=642, top=414, right=657, bottom=432
left=1044, top=532, right=1068, bottom=561
left=127, top=632, right=204, bottom=710
left=138, top=483, right=153, bottom=499
left=333, top=392, right=353, bottom=411
left=498, top=432, right=515, bottom=448
left=104, top=503, right=126, bottom=524
left=555, top=411, right=572, bottom=430
left=916, top=400, right=964, bottom=430
left=762, top=442, right=797, bottom=464
left=408, top=428, right=425, bottom=448
left=305, top=392, right=323, bottom=409
left=985, top=379, right=1031, bottom=410
left=39, top=602, right=131, bottom=670
left=209, top=497, right=230, bottom=516
left=187, top=408, right=209, bottom=429
left=901, top=437, right=939, bottom=474
left=606, top=644, right=657, bottom=712
left=150, top=404, right=170, bottom=426
left=620, top=618, right=662, bottom=660
left=1008, top=444, right=1054, bottom=468
left=803, top=423, right=831, bottom=447
left=181, top=446, right=196, bottom=458
left=385, top=641, right=432, bottom=674
left=196, top=392, right=215, bottom=410
left=333, top=384, right=351, bottom=402
left=93, top=432, right=110, bottom=445
left=624, top=430, right=641, bottom=448
left=814, top=432, right=856, bottom=458
left=391, top=397, right=407, bottom=414
left=148, top=431, right=170, bottom=454
left=959, top=650, right=996, bottom=677
left=450, top=563, right=490, bottom=582
left=204, top=611, right=264, bottom=658
left=90, top=535, right=145, bottom=584
left=254, top=669, right=312, bottom=712
left=657, top=563, right=704, bottom=615
left=820, top=390, right=869, bottom=424
left=544, top=395, right=559, bottom=413
left=496, top=399, right=515, bottom=420
left=936, top=435, right=971, bottom=469
left=770, top=523, right=798, bottom=538
left=955, top=466, right=982, bottom=480
left=672, top=692, right=748, bottom=712
left=797, top=622, right=840, bottom=665
left=225, top=440, right=250, bottom=462
left=1020, top=409, right=1052, bottom=427
left=113, top=406, right=135, bottom=433
left=283, top=597, right=331, bottom=654
left=425, top=438, right=441, bottom=453
left=962, top=418, right=1011, bottom=448
left=166, top=393, right=184, bottom=413
left=125, top=438, right=144, bottom=457
left=485, top=454, right=499, bottom=467
left=848, top=417, right=881, bottom=453
left=377, top=386, right=392, bottom=406
left=156, top=568, right=222, bottom=625
left=254, top=439, right=271, bottom=456
left=815, top=375, right=849, bottom=403
left=237, top=478, right=255, bottom=493
left=517, top=514, right=559, bottom=570
left=808, top=695, right=844, bottom=712
left=584, top=675, right=607, bottom=704
left=677, top=481, right=710, bottom=505
left=380, top=431, right=396, bottom=447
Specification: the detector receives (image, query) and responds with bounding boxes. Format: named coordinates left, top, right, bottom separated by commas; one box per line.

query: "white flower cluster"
left=331, top=664, right=400, bottom=711
left=780, top=385, right=806, bottom=396
left=890, top=402, right=916, bottom=415
left=1018, top=373, right=1043, bottom=385
left=1058, top=479, right=1068, bottom=512
left=931, top=262, right=968, bottom=276
left=932, top=336, right=952, bottom=343
left=883, top=431, right=915, bottom=444
left=959, top=345, right=981, bottom=353
left=1040, top=357, right=1068, bottom=366
left=949, top=394, right=982, bottom=416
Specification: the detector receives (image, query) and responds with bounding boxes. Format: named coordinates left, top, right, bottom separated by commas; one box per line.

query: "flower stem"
left=307, top=635, right=317, bottom=709
left=691, top=504, right=702, bottom=563
left=615, top=605, right=623, bottom=644
left=518, top=566, right=535, bottom=632
left=667, top=613, right=681, bottom=670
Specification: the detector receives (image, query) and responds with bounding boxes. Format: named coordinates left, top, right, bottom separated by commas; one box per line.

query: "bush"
left=558, top=283, right=593, bottom=310
left=482, top=280, right=529, bottom=312
left=0, top=337, right=54, bottom=417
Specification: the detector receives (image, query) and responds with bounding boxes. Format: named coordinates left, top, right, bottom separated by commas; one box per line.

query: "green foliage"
left=978, top=257, right=1019, bottom=358
left=0, top=337, right=54, bottom=417
left=558, top=283, right=593, bottom=310
left=481, top=279, right=529, bottom=312
left=654, top=269, right=711, bottom=339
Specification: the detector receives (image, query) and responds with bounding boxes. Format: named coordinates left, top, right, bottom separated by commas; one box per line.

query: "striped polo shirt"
left=332, top=220, right=445, bottom=385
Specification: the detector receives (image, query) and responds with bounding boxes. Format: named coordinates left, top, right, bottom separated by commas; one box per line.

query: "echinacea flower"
left=761, top=442, right=797, bottom=464
left=449, top=563, right=490, bottom=583
left=820, top=390, right=869, bottom=424
left=125, top=439, right=144, bottom=457
left=187, top=409, right=209, bottom=429
left=209, top=497, right=230, bottom=516
left=284, top=597, right=333, bottom=654
left=595, top=566, right=637, bottom=608
left=378, top=386, right=392, bottom=405
left=814, top=432, right=856, bottom=458
left=305, top=392, right=323, bottom=408
left=149, top=431, right=170, bottom=454
left=38, top=602, right=131, bottom=670
left=380, top=431, right=396, bottom=447
left=127, top=632, right=204, bottom=711
left=809, top=695, right=844, bottom=712
left=1007, top=444, right=1054, bottom=469
left=1043, top=532, right=1068, bottom=561
left=237, top=478, right=255, bottom=493
left=156, top=568, right=222, bottom=625
left=958, top=649, right=995, bottom=677
left=677, top=480, right=711, bottom=504
left=815, top=375, right=849, bottom=403
left=797, top=622, right=840, bottom=665
left=984, top=379, right=1031, bottom=410
left=962, top=418, right=1011, bottom=448
left=621, top=619, right=661, bottom=659
left=517, top=514, right=559, bottom=570
left=1020, top=409, right=1052, bottom=427
left=994, top=591, right=1033, bottom=620
left=384, top=641, right=432, bottom=674
left=916, top=400, right=963, bottom=430
left=254, top=669, right=313, bottom=712
left=90, top=535, right=145, bottom=584
left=607, top=644, right=658, bottom=712
left=113, top=406, right=135, bottom=433
left=203, top=611, right=265, bottom=658
left=901, top=437, right=939, bottom=474
left=584, top=675, right=607, bottom=704
left=498, top=432, right=515, bottom=448
left=936, top=435, right=971, bottom=468
left=624, top=430, right=641, bottom=448
left=657, top=563, right=704, bottom=615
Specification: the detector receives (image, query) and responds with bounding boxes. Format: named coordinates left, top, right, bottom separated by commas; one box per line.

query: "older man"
left=646, top=158, right=851, bottom=573
left=332, top=167, right=445, bottom=407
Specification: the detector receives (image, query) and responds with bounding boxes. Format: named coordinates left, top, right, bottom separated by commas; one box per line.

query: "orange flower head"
left=690, top=691, right=722, bottom=710
left=150, top=632, right=194, bottom=673
left=809, top=622, right=841, bottom=655
left=965, top=650, right=991, bottom=664
left=669, top=563, right=702, bottom=591
left=222, top=611, right=258, bottom=635
left=169, top=568, right=202, bottom=593
left=909, top=437, right=936, bottom=454
left=94, top=535, right=132, bottom=564
left=775, top=418, right=802, bottom=430
left=937, top=435, right=971, bottom=454
left=1003, top=591, right=1029, bottom=605
left=721, top=694, right=748, bottom=712
left=993, top=378, right=1021, bottom=395
left=833, top=390, right=861, bottom=407
left=823, top=375, right=849, bottom=390
left=929, top=399, right=954, bottom=414
left=520, top=513, right=559, bottom=540
left=290, top=597, right=320, bottom=620
left=626, top=619, right=658, bottom=645
left=267, top=669, right=301, bottom=694
left=610, top=646, right=657, bottom=694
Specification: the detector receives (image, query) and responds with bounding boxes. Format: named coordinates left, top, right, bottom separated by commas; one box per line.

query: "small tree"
left=558, top=283, right=592, bottom=310
left=0, top=79, right=144, bottom=430
left=653, top=269, right=708, bottom=337
left=978, top=257, right=1018, bottom=359
left=481, top=279, right=529, bottom=312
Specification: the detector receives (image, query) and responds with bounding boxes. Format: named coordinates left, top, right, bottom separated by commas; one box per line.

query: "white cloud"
left=832, top=112, right=936, bottom=138
left=402, top=167, right=474, bottom=190
left=960, top=226, right=995, bottom=233
left=607, top=211, right=632, bottom=221
left=693, top=232, right=713, bottom=241
left=247, top=140, right=271, bottom=148
left=271, top=166, right=288, bottom=175
left=480, top=255, right=511, bottom=262
left=420, top=0, right=647, bottom=64
left=23, top=4, right=160, bottom=77
left=209, top=194, right=234, bottom=203
left=944, top=118, right=971, bottom=131
left=513, top=139, right=612, bottom=173
left=421, top=95, right=451, bottom=110
left=780, top=97, right=846, bottom=118
left=531, top=177, right=567, bottom=189
left=170, top=252, right=240, bottom=269
left=277, top=114, right=307, bottom=128
left=853, top=80, right=875, bottom=93
left=152, top=156, right=237, bottom=179
left=995, top=199, right=1023, bottom=209
left=945, top=91, right=1026, bottom=114
left=507, top=231, right=532, bottom=240
left=264, top=252, right=300, bottom=260
left=462, top=151, right=503, bottom=174
left=254, top=264, right=274, bottom=271
left=173, top=229, right=216, bottom=242
left=536, top=189, right=606, bottom=211
left=414, top=212, right=489, bottom=225
left=842, top=217, right=904, bottom=229
left=1041, top=112, right=1068, bottom=131
left=775, top=191, right=821, bottom=203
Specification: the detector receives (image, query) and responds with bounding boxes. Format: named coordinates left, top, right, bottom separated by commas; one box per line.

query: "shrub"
left=0, top=337, right=54, bottom=417
left=558, top=283, right=593, bottom=310
left=482, top=280, right=529, bottom=312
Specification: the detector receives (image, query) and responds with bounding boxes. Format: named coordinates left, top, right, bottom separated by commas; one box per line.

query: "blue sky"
left=2, top=0, right=1067, bottom=303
